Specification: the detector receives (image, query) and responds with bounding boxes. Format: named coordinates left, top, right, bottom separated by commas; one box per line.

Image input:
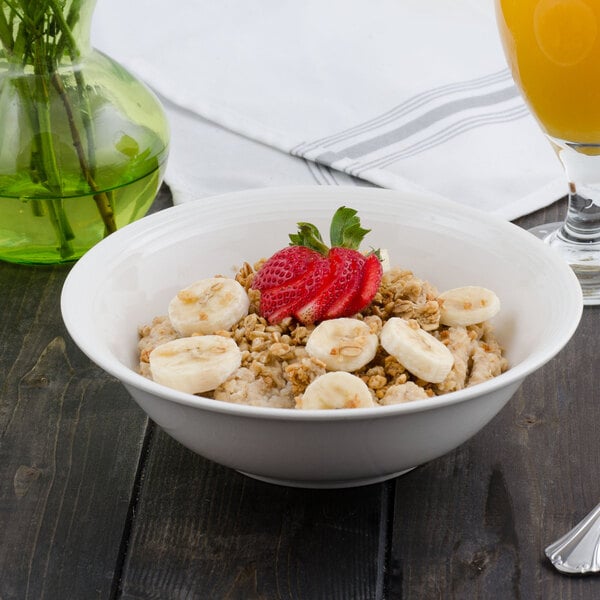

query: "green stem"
left=3, top=0, right=119, bottom=252
left=0, top=9, right=14, bottom=54
left=51, top=70, right=117, bottom=234
left=47, top=0, right=79, bottom=53
left=32, top=33, right=75, bottom=256
left=10, top=77, right=46, bottom=218
left=51, top=0, right=98, bottom=177
left=2, top=3, right=75, bottom=255
left=47, top=0, right=114, bottom=234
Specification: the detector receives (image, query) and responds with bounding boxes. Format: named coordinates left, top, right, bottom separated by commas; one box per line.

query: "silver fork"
left=545, top=503, right=600, bottom=574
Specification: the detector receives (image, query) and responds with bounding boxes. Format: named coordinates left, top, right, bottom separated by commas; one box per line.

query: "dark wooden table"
left=1, top=185, right=599, bottom=600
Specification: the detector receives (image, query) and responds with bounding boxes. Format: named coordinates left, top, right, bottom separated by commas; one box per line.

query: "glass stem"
left=559, top=188, right=600, bottom=244
left=556, top=143, right=600, bottom=244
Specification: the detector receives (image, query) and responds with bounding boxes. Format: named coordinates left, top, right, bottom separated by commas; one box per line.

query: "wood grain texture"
left=0, top=263, right=149, bottom=599
left=3, top=190, right=600, bottom=600
left=388, top=200, right=600, bottom=599
left=0, top=188, right=171, bottom=600
left=117, top=429, right=392, bottom=600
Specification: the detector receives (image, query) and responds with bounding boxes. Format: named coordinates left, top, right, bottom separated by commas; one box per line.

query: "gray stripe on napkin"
left=303, top=157, right=373, bottom=187
left=353, top=103, right=529, bottom=174
left=304, top=159, right=338, bottom=185
left=291, top=68, right=512, bottom=156
left=315, top=86, right=520, bottom=164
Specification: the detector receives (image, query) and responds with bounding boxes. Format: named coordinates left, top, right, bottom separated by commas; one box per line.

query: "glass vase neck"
left=0, top=0, right=96, bottom=68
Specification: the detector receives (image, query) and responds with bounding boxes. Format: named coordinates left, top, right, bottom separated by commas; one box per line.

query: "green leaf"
left=329, top=206, right=371, bottom=249
left=289, top=222, right=329, bottom=255
left=115, top=133, right=140, bottom=158
left=287, top=206, right=375, bottom=254
left=364, top=247, right=382, bottom=260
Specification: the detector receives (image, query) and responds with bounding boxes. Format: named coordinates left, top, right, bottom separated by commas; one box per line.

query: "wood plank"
left=117, top=196, right=600, bottom=599
left=117, top=429, right=392, bottom=600
left=389, top=332, right=600, bottom=599
left=0, top=188, right=171, bottom=599
left=0, top=262, right=149, bottom=599
left=388, top=200, right=600, bottom=599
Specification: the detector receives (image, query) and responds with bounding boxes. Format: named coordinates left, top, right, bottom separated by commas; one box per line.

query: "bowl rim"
left=61, top=185, right=583, bottom=422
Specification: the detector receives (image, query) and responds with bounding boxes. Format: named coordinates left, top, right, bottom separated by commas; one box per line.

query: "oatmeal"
left=138, top=261, right=508, bottom=409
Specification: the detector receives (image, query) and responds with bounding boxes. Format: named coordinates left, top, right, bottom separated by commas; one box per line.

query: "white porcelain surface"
left=61, top=186, right=583, bottom=488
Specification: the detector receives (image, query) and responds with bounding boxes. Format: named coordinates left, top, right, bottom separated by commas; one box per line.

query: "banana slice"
left=149, top=335, right=241, bottom=394
left=438, top=286, right=500, bottom=326
left=298, top=371, right=376, bottom=409
left=168, top=277, right=250, bottom=336
left=305, top=318, right=378, bottom=372
left=380, top=318, right=454, bottom=383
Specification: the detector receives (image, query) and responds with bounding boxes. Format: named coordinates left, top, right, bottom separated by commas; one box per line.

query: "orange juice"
left=496, top=0, right=600, bottom=143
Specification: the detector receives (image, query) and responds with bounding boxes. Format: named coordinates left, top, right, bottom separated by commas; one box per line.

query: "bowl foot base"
left=237, top=467, right=416, bottom=489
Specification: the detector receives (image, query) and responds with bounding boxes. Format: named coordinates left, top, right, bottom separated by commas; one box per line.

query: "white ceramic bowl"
left=61, top=186, right=583, bottom=488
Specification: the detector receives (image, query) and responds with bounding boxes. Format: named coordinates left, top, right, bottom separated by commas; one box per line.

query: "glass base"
left=529, top=222, right=600, bottom=305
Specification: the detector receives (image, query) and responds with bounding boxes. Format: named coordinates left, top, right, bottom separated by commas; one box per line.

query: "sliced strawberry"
left=259, top=257, right=331, bottom=323
left=344, top=254, right=383, bottom=315
left=295, top=248, right=363, bottom=323
left=252, top=246, right=321, bottom=291
left=253, top=206, right=384, bottom=324
left=320, top=248, right=366, bottom=320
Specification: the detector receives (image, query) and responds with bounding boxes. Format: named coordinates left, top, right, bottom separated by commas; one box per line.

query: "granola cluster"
left=138, top=262, right=508, bottom=408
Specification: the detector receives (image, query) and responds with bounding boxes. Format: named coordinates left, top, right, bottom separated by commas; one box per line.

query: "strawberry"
left=252, top=206, right=383, bottom=324
left=258, top=257, right=331, bottom=323
left=342, top=253, right=383, bottom=317
left=305, top=247, right=365, bottom=322
left=252, top=245, right=323, bottom=291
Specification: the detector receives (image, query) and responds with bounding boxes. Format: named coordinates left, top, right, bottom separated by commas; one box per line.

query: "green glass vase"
left=0, top=0, right=169, bottom=264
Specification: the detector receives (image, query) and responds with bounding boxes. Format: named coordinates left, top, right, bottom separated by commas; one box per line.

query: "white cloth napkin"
left=92, top=0, right=566, bottom=220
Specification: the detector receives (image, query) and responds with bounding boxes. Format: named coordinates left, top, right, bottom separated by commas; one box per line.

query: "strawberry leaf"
left=329, top=206, right=371, bottom=249
left=289, top=223, right=329, bottom=255
left=364, top=246, right=382, bottom=260
left=288, top=206, right=375, bottom=254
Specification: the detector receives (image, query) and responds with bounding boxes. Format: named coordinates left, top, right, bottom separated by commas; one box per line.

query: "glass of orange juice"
left=496, top=0, right=600, bottom=304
